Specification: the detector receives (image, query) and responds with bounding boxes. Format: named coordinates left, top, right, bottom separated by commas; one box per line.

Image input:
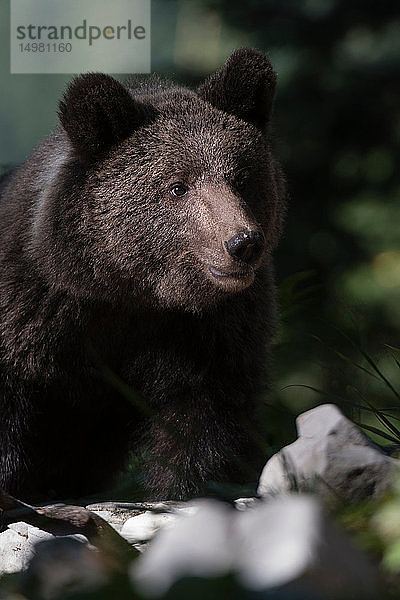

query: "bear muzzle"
left=224, top=230, right=265, bottom=266
left=205, top=230, right=264, bottom=291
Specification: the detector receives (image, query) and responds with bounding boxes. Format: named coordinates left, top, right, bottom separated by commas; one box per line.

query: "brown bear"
left=0, top=48, right=285, bottom=501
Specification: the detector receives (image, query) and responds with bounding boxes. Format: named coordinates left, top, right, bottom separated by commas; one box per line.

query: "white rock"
left=234, top=495, right=377, bottom=597
left=258, top=403, right=397, bottom=502
left=0, top=522, right=54, bottom=574
left=234, top=497, right=258, bottom=511
left=120, top=512, right=177, bottom=544
left=234, top=495, right=318, bottom=589
left=0, top=521, right=88, bottom=576
left=132, top=499, right=233, bottom=596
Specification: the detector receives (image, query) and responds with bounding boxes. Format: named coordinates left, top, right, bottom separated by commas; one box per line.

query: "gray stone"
left=258, top=403, right=398, bottom=502
left=0, top=521, right=87, bottom=575
left=0, top=522, right=53, bottom=575
left=22, top=537, right=106, bottom=600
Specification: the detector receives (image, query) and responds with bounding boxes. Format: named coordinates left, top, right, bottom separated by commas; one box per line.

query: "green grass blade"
left=353, top=421, right=400, bottom=444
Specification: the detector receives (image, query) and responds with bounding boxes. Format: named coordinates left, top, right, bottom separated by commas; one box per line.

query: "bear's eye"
left=169, top=182, right=188, bottom=198
left=235, top=168, right=251, bottom=189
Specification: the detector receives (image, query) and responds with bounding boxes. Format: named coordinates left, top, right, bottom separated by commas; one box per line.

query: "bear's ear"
left=197, top=48, right=276, bottom=131
left=58, top=73, right=149, bottom=161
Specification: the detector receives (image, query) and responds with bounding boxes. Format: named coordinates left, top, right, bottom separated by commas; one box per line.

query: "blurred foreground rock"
left=0, top=403, right=393, bottom=598
left=132, top=495, right=378, bottom=599
left=20, top=537, right=107, bottom=599
left=258, top=403, right=399, bottom=503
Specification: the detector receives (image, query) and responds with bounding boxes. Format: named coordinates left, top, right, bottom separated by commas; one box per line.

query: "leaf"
left=280, top=384, right=374, bottom=413
left=353, top=422, right=400, bottom=444
left=385, top=344, right=400, bottom=354
left=333, top=350, right=380, bottom=380
left=347, top=387, right=400, bottom=439
left=360, top=348, right=400, bottom=402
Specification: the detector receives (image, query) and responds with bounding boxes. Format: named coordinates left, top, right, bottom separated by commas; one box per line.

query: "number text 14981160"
left=19, top=43, right=72, bottom=52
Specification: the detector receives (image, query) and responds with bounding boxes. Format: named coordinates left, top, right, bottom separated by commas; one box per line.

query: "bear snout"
left=224, top=230, right=265, bottom=266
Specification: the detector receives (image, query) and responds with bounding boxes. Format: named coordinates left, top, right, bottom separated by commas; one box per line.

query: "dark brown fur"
left=0, top=49, right=285, bottom=501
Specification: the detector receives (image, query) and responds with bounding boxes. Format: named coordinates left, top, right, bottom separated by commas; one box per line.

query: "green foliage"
left=374, top=478, right=400, bottom=574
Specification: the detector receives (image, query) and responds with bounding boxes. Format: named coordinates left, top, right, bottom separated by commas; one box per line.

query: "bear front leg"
left=141, top=390, right=261, bottom=500
left=0, top=387, right=34, bottom=499
left=125, top=296, right=272, bottom=501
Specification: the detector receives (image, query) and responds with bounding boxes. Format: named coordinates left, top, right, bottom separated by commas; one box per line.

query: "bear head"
left=34, top=48, right=285, bottom=312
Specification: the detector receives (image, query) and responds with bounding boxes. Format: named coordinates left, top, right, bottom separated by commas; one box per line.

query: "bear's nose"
left=224, top=230, right=265, bottom=265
